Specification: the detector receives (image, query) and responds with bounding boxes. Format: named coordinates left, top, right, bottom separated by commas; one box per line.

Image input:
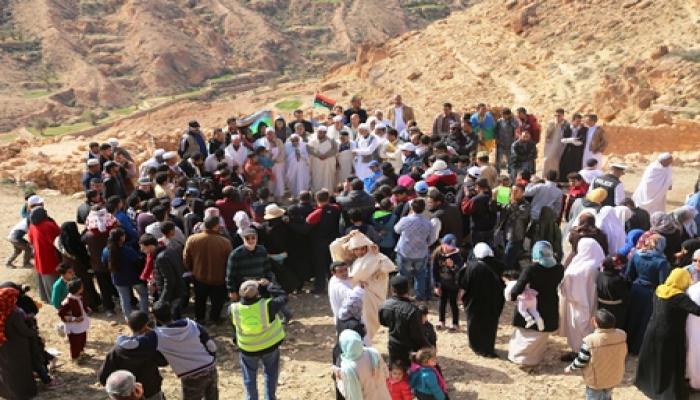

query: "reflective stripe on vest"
left=231, top=299, right=285, bottom=352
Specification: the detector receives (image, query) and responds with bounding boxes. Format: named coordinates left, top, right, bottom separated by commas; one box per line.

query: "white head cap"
left=162, top=151, right=178, bottom=160
left=317, top=125, right=328, bottom=132
left=154, top=149, right=165, bottom=157
left=27, top=195, right=44, bottom=206
left=333, top=115, right=343, bottom=122
left=107, top=138, right=119, bottom=147
left=265, top=126, right=275, bottom=134
left=658, top=152, right=672, bottom=162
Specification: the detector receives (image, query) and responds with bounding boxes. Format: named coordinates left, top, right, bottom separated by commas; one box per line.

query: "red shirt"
left=215, top=198, right=250, bottom=233
left=387, top=376, right=412, bottom=400
left=28, top=219, right=61, bottom=275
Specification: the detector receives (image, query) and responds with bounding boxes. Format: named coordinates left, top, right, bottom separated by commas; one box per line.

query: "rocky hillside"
left=322, top=0, right=700, bottom=126
left=0, top=0, right=464, bottom=132
left=1, top=0, right=699, bottom=193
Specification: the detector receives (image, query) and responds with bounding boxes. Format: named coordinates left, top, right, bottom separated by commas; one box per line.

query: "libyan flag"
left=238, top=109, right=273, bottom=135
left=313, top=93, right=336, bottom=110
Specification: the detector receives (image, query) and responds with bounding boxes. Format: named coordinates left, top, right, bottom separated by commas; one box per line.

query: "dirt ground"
left=1, top=167, right=699, bottom=399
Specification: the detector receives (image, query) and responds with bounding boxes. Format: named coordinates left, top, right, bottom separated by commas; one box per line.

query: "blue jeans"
left=396, top=254, right=430, bottom=300
left=585, top=387, right=612, bottom=400
left=504, top=240, right=524, bottom=270
left=240, top=348, right=280, bottom=400
left=115, top=283, right=149, bottom=319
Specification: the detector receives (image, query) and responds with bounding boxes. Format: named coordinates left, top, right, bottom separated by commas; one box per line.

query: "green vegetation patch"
left=275, top=99, right=302, bottom=111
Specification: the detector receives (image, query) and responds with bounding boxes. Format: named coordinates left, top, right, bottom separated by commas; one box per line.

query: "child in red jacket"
left=387, top=360, right=413, bottom=400
left=58, top=279, right=90, bottom=361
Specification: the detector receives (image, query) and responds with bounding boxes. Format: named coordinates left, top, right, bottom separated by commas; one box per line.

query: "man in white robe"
left=329, top=230, right=397, bottom=345
left=559, top=238, right=605, bottom=357
left=284, top=134, right=310, bottom=199
left=543, top=109, right=568, bottom=175
left=632, top=153, right=674, bottom=215
left=336, top=131, right=356, bottom=184
left=255, top=127, right=286, bottom=200
left=352, top=124, right=381, bottom=180
left=307, top=126, right=338, bottom=192
left=224, top=134, right=249, bottom=169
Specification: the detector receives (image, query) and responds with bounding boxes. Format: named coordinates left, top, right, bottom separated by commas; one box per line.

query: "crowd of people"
left=2, top=94, right=700, bottom=400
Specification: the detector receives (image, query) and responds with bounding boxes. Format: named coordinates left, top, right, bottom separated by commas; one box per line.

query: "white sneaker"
left=536, top=317, right=545, bottom=331
left=524, top=316, right=536, bottom=329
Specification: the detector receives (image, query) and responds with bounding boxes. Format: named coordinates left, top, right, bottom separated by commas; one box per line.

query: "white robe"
left=255, top=138, right=286, bottom=198
left=337, top=141, right=356, bottom=184
left=596, top=206, right=626, bottom=255
left=308, top=137, right=338, bottom=192
left=284, top=142, right=310, bottom=198
left=686, top=282, right=700, bottom=389
left=329, top=234, right=397, bottom=344
left=327, top=125, right=351, bottom=142
left=632, top=160, right=673, bottom=215
left=559, top=238, right=605, bottom=351
left=204, top=154, right=235, bottom=173
left=224, top=144, right=249, bottom=169
left=579, top=168, right=604, bottom=185
left=328, top=276, right=353, bottom=322
left=543, top=120, right=566, bottom=175
left=582, top=125, right=603, bottom=167
left=353, top=134, right=381, bottom=180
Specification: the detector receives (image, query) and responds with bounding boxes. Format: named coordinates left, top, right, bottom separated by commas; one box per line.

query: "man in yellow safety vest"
left=230, top=280, right=287, bottom=400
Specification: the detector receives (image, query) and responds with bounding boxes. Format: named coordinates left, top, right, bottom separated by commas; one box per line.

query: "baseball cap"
left=415, top=180, right=429, bottom=194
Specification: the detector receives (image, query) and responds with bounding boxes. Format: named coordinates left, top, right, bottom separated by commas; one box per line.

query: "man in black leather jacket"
left=379, top=275, right=429, bottom=366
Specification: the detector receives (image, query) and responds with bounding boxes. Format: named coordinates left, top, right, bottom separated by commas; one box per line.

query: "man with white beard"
left=307, top=126, right=338, bottom=192
left=352, top=123, right=381, bottom=180
left=327, top=115, right=351, bottom=141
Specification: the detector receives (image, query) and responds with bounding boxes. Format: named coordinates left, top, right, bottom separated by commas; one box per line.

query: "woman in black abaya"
left=459, top=242, right=505, bottom=358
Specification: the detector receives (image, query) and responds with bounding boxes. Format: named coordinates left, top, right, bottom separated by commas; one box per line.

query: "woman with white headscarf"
left=596, top=206, right=627, bottom=255
left=559, top=238, right=606, bottom=361
left=329, top=230, right=397, bottom=344
left=332, top=329, right=391, bottom=400
left=459, top=243, right=506, bottom=358
left=507, top=241, right=564, bottom=366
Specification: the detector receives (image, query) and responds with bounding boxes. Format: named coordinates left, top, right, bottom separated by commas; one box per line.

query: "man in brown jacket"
left=584, top=113, right=608, bottom=161
left=565, top=309, right=627, bottom=399
left=432, top=102, right=460, bottom=138
left=387, top=94, right=415, bottom=137
left=183, top=216, right=233, bottom=324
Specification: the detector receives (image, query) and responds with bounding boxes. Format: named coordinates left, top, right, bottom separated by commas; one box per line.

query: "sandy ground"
left=1, top=168, right=699, bottom=400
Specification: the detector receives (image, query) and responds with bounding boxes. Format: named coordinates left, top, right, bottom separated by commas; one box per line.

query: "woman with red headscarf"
left=0, top=287, right=38, bottom=399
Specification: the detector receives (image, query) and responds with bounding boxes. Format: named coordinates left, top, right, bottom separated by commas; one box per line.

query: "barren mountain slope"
left=1, top=0, right=699, bottom=193
left=0, top=0, right=464, bottom=131
left=323, top=0, right=700, bottom=126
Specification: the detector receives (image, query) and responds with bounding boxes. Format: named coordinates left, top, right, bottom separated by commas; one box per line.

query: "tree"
left=32, top=118, right=49, bottom=136
left=82, top=111, right=99, bottom=126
